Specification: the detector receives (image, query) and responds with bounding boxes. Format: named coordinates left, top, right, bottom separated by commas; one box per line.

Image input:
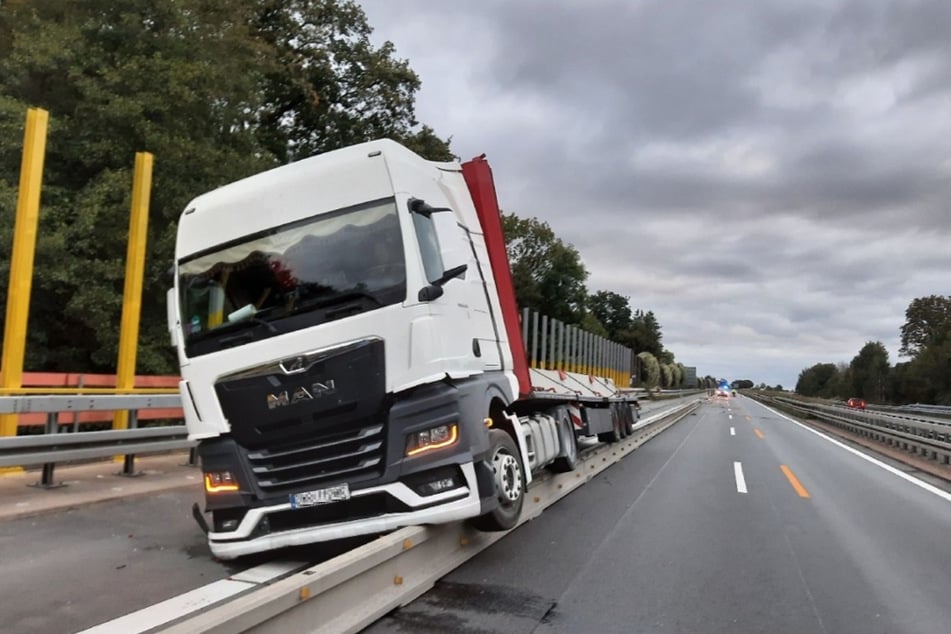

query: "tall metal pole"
left=113, top=152, right=154, bottom=430
left=0, top=108, right=49, bottom=438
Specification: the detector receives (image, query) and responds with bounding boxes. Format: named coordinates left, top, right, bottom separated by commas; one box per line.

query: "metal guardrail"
left=901, top=403, right=951, bottom=416
left=0, top=393, right=181, bottom=414
left=750, top=393, right=951, bottom=466
left=868, top=402, right=951, bottom=422
left=0, top=394, right=193, bottom=486
left=145, top=398, right=702, bottom=633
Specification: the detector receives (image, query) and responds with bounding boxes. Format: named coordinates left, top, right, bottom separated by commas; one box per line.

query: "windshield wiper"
left=187, top=313, right=279, bottom=345
left=291, top=289, right=383, bottom=316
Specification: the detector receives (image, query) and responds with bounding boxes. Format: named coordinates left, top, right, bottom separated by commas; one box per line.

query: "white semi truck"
left=168, top=140, right=639, bottom=559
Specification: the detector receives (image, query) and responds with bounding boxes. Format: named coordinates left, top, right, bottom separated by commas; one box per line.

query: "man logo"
left=266, top=392, right=289, bottom=409
left=267, top=380, right=336, bottom=409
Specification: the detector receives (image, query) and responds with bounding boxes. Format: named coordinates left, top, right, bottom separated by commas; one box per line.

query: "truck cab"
left=169, top=141, right=519, bottom=559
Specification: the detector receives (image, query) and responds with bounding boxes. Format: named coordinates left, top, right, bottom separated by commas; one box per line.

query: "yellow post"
left=112, top=152, right=154, bottom=430
left=0, top=108, right=49, bottom=437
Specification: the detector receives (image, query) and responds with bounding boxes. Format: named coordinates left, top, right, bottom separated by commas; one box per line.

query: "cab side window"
left=412, top=211, right=444, bottom=283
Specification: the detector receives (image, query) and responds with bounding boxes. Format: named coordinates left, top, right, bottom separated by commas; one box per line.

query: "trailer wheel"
left=550, top=409, right=578, bottom=473
left=472, top=429, right=525, bottom=532
left=621, top=403, right=634, bottom=437
left=597, top=408, right=622, bottom=443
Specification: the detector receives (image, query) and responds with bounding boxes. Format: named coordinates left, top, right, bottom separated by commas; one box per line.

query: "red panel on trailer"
left=461, top=155, right=531, bottom=397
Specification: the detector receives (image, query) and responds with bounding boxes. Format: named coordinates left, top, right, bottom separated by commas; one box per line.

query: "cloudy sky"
left=358, top=0, right=951, bottom=389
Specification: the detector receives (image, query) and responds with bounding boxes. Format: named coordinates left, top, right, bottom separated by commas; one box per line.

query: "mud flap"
left=475, top=459, right=498, bottom=514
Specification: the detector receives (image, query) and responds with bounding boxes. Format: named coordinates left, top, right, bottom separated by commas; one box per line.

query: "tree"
left=891, top=330, right=951, bottom=405
left=849, top=341, right=890, bottom=403
left=250, top=0, right=452, bottom=163
left=900, top=295, right=951, bottom=358
left=0, top=0, right=451, bottom=374
left=0, top=0, right=274, bottom=372
left=659, top=363, right=672, bottom=388
left=795, top=363, right=839, bottom=398
left=914, top=333, right=951, bottom=404
left=502, top=212, right=588, bottom=324
left=637, top=351, right=660, bottom=390
left=587, top=291, right=632, bottom=340
left=621, top=309, right=664, bottom=358
left=674, top=362, right=686, bottom=388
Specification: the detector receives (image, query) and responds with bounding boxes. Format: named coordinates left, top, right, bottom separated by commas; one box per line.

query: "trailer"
left=167, top=140, right=638, bottom=559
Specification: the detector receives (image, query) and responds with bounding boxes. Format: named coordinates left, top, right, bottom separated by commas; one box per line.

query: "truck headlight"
left=204, top=470, right=240, bottom=493
left=405, top=423, right=459, bottom=457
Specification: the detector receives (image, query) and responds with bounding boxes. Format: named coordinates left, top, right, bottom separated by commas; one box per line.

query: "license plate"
left=289, top=483, right=350, bottom=509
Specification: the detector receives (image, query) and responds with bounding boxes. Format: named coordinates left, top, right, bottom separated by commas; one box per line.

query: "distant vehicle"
left=847, top=398, right=867, bottom=410
left=716, top=379, right=732, bottom=398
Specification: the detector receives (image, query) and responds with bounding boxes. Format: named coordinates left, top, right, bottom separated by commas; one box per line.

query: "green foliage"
left=587, top=291, right=632, bottom=339
left=623, top=309, right=664, bottom=358
left=900, top=295, right=951, bottom=358
left=890, top=296, right=951, bottom=404
left=502, top=212, right=588, bottom=325
left=891, top=332, right=951, bottom=405
left=795, top=363, right=839, bottom=398
left=250, top=0, right=451, bottom=162
left=637, top=351, right=659, bottom=389
left=0, top=0, right=450, bottom=374
left=849, top=341, right=890, bottom=403
left=578, top=312, right=608, bottom=338
left=673, top=363, right=685, bottom=387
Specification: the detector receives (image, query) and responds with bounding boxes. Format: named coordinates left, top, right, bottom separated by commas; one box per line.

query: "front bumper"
left=208, top=462, right=481, bottom=559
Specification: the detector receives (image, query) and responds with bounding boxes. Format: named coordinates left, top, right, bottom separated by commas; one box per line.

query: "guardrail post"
left=28, top=412, right=65, bottom=489
left=118, top=409, right=142, bottom=477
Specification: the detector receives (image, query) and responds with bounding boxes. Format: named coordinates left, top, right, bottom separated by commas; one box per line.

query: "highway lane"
left=369, top=396, right=951, bottom=634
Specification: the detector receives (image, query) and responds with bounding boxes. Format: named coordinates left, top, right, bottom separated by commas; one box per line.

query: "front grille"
left=214, top=339, right=388, bottom=494
left=247, top=420, right=385, bottom=492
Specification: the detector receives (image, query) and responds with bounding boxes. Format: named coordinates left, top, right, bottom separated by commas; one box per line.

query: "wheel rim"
left=493, top=450, right=522, bottom=504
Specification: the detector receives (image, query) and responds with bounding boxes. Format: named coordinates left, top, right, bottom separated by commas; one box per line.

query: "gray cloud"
left=359, top=0, right=951, bottom=388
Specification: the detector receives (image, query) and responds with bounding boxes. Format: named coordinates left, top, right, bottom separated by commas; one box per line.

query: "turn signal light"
left=204, top=470, right=239, bottom=493
left=405, top=424, right=459, bottom=457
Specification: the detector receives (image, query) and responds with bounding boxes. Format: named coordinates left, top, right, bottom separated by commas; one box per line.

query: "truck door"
left=407, top=194, right=488, bottom=378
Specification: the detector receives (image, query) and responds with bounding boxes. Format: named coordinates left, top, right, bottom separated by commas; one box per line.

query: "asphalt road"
left=368, top=396, right=951, bottom=634
left=6, top=395, right=951, bottom=633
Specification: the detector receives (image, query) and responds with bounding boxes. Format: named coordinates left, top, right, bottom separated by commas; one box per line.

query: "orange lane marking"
left=781, top=465, right=811, bottom=498
left=754, top=428, right=765, bottom=439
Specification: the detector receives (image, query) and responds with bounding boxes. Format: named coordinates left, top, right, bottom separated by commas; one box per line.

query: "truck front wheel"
left=472, top=429, right=525, bottom=531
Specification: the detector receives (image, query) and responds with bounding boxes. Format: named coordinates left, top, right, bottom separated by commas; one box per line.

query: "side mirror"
left=417, top=264, right=468, bottom=302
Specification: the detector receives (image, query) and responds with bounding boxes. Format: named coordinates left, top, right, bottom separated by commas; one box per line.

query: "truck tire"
left=621, top=403, right=634, bottom=437
left=597, top=409, right=622, bottom=443
left=472, top=429, right=525, bottom=532
left=550, top=409, right=578, bottom=473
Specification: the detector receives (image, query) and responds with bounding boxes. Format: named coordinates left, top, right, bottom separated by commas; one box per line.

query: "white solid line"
left=730, top=427, right=735, bottom=436
left=757, top=401, right=951, bottom=504
left=734, top=461, right=748, bottom=493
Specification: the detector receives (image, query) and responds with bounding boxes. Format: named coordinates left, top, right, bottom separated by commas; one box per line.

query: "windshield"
left=178, top=198, right=405, bottom=355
